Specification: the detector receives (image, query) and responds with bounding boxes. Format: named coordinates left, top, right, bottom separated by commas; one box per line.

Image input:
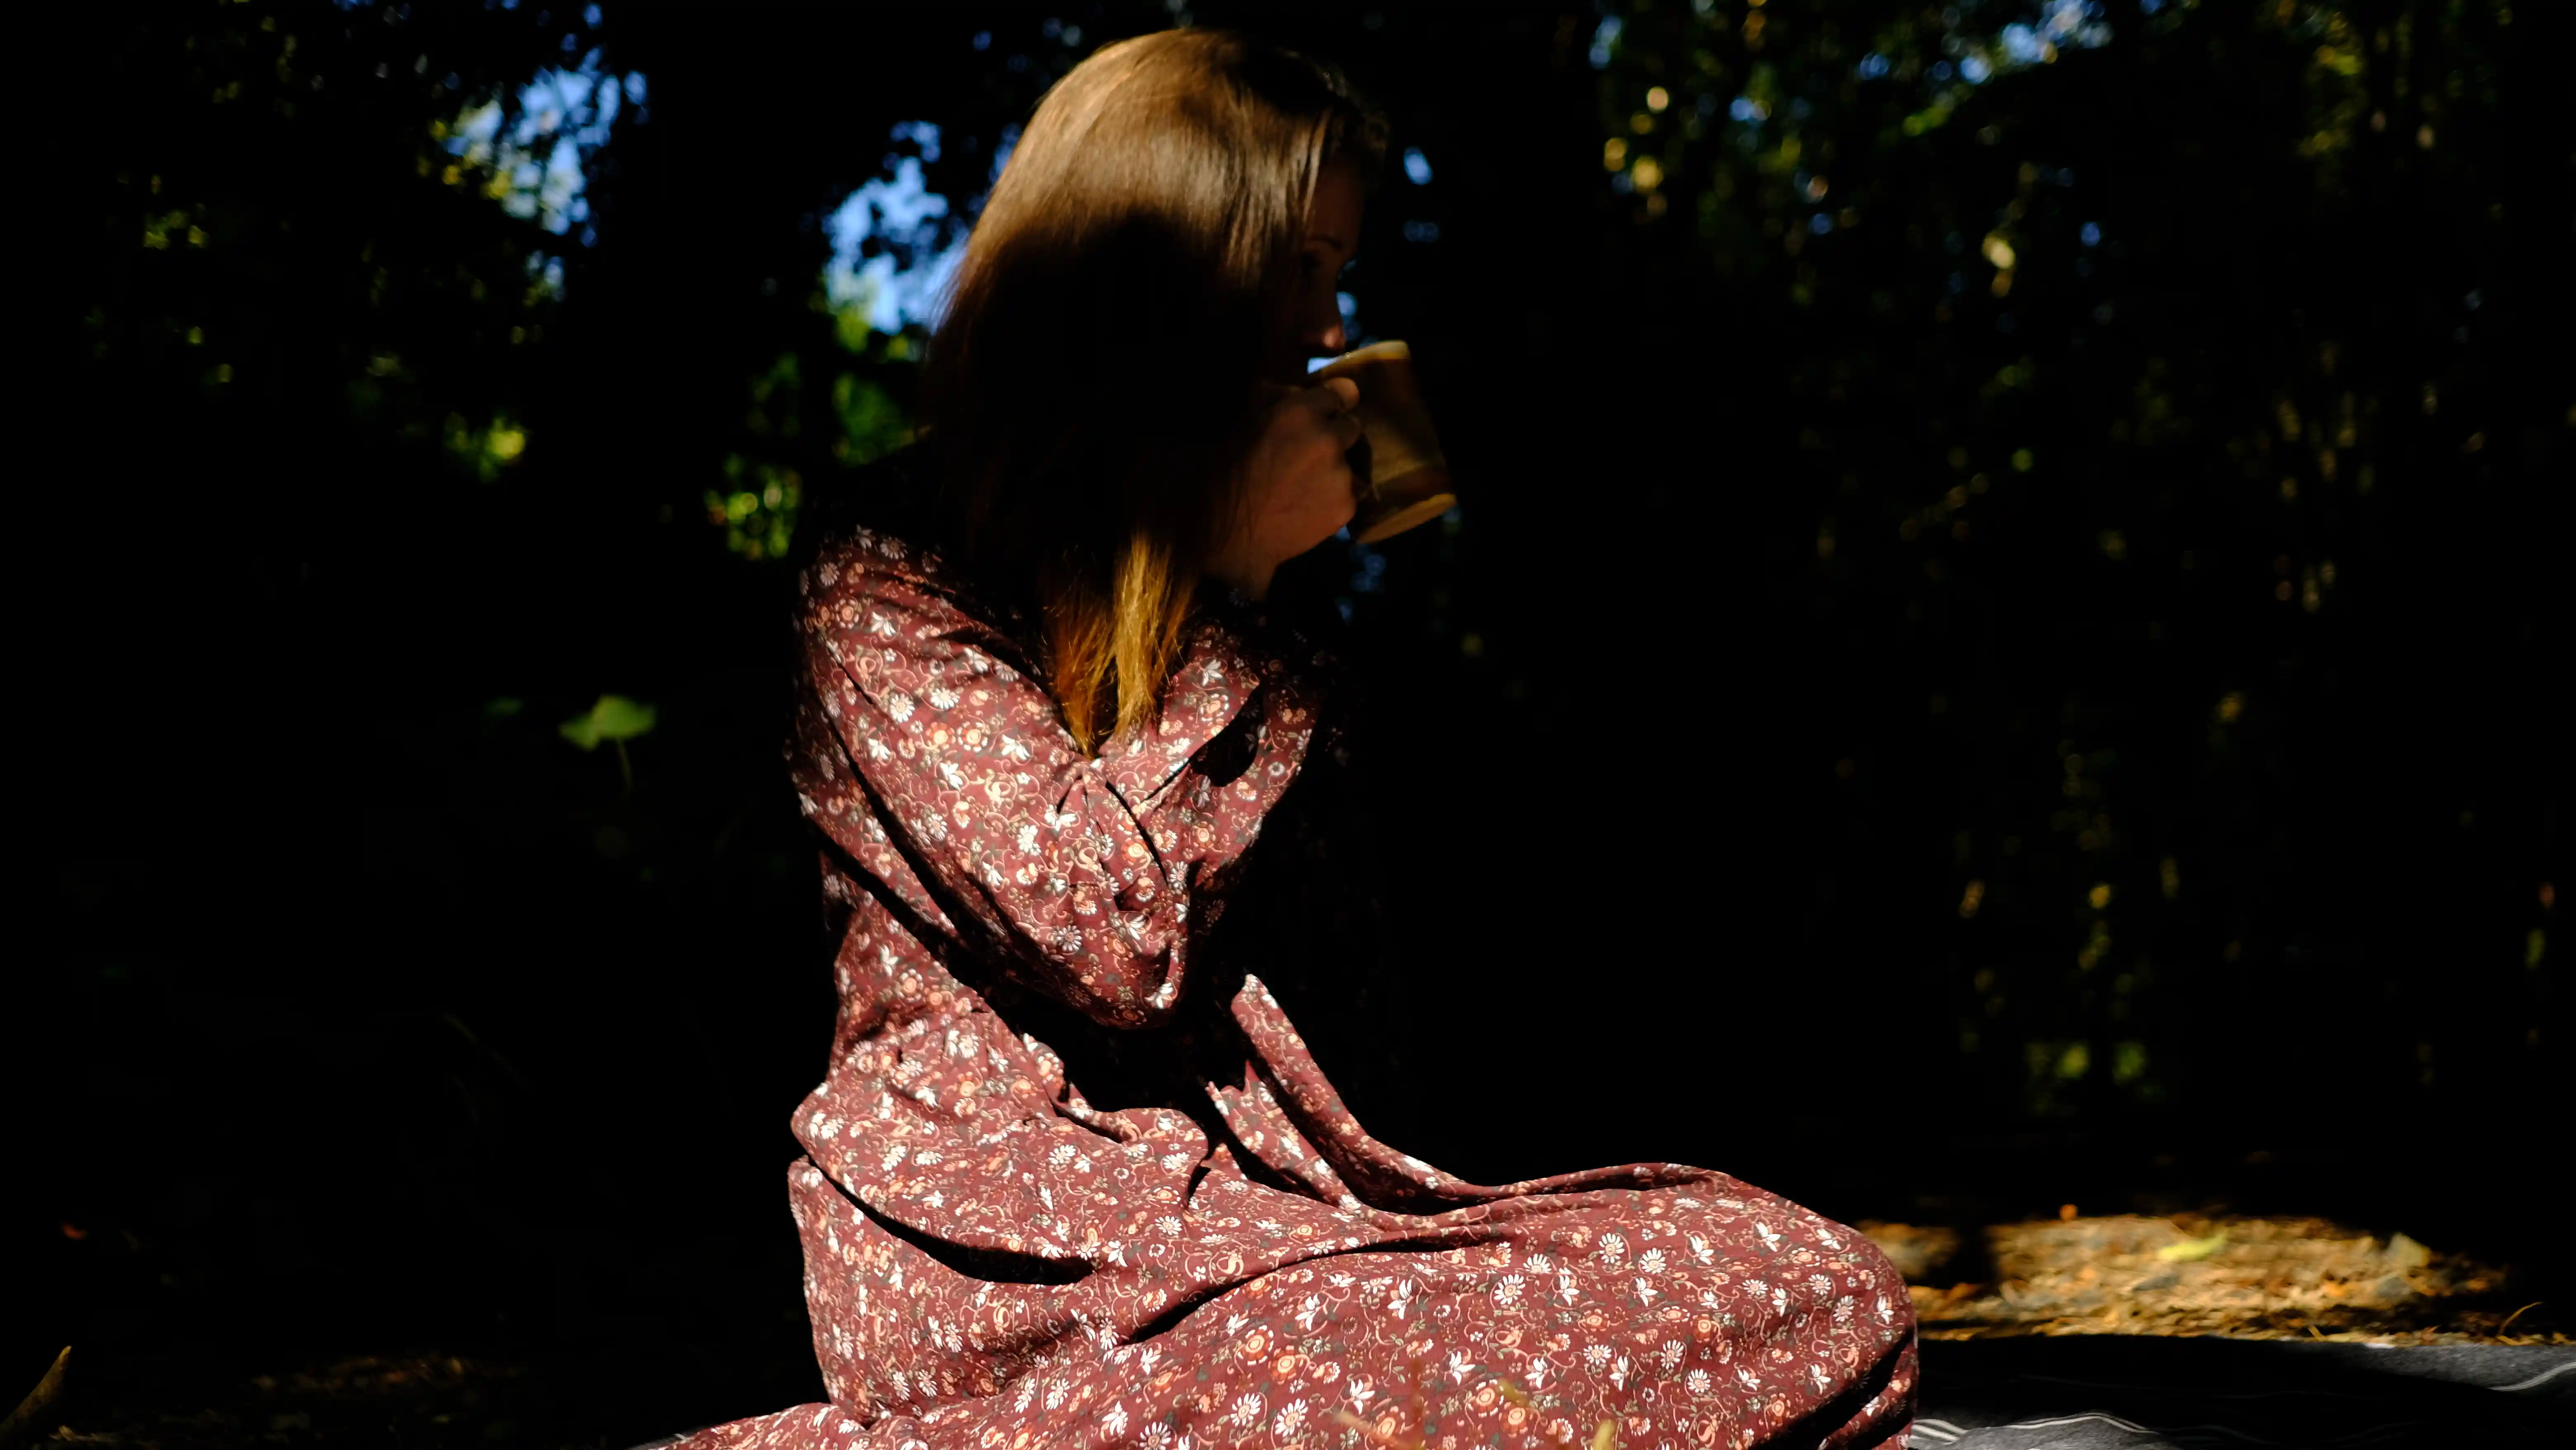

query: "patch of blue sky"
left=823, top=153, right=964, bottom=336
left=441, top=48, right=642, bottom=246
left=819, top=122, right=1019, bottom=339
left=889, top=120, right=942, bottom=164
left=2044, top=0, right=2114, bottom=48
left=1589, top=17, right=1621, bottom=71
left=1930, top=2, right=2112, bottom=91
left=526, top=251, right=566, bottom=301
left=989, top=123, right=1021, bottom=184
left=1735, top=0, right=2116, bottom=123
left=1986, top=2, right=2116, bottom=66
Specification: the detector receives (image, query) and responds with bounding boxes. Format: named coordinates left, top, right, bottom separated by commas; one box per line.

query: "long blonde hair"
left=922, top=30, right=1385, bottom=754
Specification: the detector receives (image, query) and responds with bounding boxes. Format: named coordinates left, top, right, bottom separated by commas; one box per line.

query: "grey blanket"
left=1912, top=1337, right=2572, bottom=1449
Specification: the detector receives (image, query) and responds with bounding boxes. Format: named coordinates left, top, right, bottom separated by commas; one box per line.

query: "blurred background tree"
left=1579, top=0, right=2556, bottom=1130
left=20, top=0, right=2564, bottom=1441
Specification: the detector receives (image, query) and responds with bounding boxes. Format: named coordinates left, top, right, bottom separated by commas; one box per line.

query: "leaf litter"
left=1858, top=1213, right=2564, bottom=1344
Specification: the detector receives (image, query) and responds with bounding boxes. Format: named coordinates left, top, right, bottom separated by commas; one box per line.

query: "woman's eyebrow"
left=1307, top=231, right=1351, bottom=254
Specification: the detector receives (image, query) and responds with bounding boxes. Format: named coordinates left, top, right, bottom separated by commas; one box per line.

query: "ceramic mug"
left=1309, top=340, right=1456, bottom=544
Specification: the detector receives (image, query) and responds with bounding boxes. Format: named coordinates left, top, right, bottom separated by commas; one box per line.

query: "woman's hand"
left=1206, top=376, right=1363, bottom=602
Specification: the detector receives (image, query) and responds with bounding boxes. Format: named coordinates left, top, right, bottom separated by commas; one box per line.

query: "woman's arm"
left=788, top=528, right=1328, bottom=1028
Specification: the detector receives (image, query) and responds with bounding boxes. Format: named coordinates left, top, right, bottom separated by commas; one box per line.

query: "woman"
left=673, top=29, right=1915, bottom=1450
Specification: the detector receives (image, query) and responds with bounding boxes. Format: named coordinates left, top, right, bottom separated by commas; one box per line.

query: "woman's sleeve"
left=786, top=529, right=1331, bottom=1028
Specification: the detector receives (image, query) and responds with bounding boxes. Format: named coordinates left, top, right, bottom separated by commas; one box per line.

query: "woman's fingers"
left=1211, top=372, right=1364, bottom=597
left=1309, top=377, right=1364, bottom=452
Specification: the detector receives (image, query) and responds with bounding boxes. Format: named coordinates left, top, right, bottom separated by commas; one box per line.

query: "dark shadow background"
left=16, top=0, right=2567, bottom=1443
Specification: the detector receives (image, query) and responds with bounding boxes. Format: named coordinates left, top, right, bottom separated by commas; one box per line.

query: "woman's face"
left=1266, top=154, right=1364, bottom=384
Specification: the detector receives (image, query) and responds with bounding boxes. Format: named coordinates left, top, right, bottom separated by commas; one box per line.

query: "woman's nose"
left=1303, top=286, right=1347, bottom=356
left=1307, top=315, right=1346, bottom=357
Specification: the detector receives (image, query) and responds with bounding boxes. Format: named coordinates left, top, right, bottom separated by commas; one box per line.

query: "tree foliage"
left=1583, top=0, right=2555, bottom=1118
left=26, top=2, right=2564, bottom=1429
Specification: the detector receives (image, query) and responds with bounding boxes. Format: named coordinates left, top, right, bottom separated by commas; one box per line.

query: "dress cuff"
left=1096, top=587, right=1309, bottom=810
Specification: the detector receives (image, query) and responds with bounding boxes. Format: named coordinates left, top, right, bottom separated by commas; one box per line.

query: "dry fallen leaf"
left=2157, top=1230, right=2229, bottom=1263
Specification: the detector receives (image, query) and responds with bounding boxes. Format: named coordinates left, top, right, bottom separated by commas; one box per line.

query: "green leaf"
left=2157, top=1230, right=2228, bottom=1263
left=559, top=694, right=657, bottom=751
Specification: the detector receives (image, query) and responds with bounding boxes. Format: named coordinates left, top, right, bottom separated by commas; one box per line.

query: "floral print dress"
left=669, top=456, right=1917, bottom=1450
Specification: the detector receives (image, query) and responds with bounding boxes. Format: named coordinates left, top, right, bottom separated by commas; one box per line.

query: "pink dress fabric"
left=672, top=467, right=1917, bottom=1450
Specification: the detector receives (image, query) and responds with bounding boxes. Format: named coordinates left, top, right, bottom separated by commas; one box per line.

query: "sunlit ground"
left=1860, top=1214, right=2557, bottom=1345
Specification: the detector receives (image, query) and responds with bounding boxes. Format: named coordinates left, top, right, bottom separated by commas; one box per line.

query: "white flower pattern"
left=657, top=463, right=1918, bottom=1450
